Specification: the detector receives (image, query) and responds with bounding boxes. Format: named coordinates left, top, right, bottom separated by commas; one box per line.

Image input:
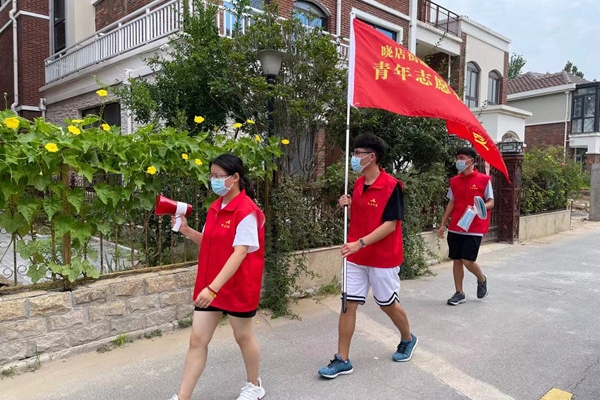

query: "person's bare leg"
left=229, top=315, right=261, bottom=386
left=453, top=259, right=465, bottom=293
left=337, top=301, right=359, bottom=361
left=176, top=311, right=221, bottom=400
left=380, top=302, right=411, bottom=341
left=462, top=259, right=485, bottom=282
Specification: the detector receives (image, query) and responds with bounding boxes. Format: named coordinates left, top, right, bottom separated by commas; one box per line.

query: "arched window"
left=293, top=1, right=328, bottom=29
left=465, top=62, right=480, bottom=108
left=488, top=71, right=502, bottom=105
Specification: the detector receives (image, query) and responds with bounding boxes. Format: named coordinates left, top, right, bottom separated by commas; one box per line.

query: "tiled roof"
left=507, top=71, right=590, bottom=94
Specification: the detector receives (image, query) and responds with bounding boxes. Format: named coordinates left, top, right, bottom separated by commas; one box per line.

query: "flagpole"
left=342, top=99, right=350, bottom=314
left=341, top=15, right=356, bottom=314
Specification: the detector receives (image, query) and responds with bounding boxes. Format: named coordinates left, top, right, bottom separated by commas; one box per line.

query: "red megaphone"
left=154, top=194, right=193, bottom=232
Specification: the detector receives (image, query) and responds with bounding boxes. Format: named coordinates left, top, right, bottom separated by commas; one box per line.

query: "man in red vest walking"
left=318, top=133, right=417, bottom=379
left=437, top=147, right=493, bottom=306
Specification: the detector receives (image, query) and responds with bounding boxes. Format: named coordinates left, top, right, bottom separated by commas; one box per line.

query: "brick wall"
left=0, top=267, right=196, bottom=368
left=94, top=0, right=166, bottom=30
left=46, top=90, right=124, bottom=126
left=0, top=25, right=13, bottom=105
left=524, top=122, right=570, bottom=151
left=0, top=0, right=48, bottom=116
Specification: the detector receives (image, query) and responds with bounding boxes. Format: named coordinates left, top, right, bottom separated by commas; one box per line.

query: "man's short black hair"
left=456, top=147, right=478, bottom=160
left=353, top=132, right=387, bottom=164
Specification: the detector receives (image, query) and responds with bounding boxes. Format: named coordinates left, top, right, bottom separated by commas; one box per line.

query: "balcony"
left=44, top=0, right=349, bottom=85
left=417, top=0, right=459, bottom=36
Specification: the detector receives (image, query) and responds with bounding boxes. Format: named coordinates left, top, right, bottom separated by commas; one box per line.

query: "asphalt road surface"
left=2, top=221, right=600, bottom=400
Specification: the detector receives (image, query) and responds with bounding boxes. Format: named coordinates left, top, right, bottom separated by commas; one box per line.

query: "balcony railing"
left=417, top=0, right=459, bottom=36
left=44, top=0, right=349, bottom=84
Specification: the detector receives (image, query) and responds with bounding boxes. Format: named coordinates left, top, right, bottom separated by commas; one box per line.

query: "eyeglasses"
left=351, top=151, right=372, bottom=157
left=209, top=174, right=231, bottom=180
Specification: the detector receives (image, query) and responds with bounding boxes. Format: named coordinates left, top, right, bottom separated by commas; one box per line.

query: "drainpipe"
left=9, top=0, right=18, bottom=113
left=563, top=90, right=570, bottom=161
left=409, top=0, right=417, bottom=52
left=336, top=0, right=341, bottom=37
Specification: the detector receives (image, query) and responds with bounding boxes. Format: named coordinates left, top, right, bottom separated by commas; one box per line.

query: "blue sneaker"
left=318, top=354, right=354, bottom=378
left=392, top=334, right=418, bottom=362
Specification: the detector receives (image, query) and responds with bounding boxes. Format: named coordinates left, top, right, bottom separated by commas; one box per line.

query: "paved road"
left=2, top=222, right=600, bottom=400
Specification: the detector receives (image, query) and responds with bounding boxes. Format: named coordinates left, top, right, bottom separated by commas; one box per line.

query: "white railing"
left=44, top=0, right=349, bottom=84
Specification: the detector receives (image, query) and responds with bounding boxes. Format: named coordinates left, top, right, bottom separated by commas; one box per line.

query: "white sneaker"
left=236, top=378, right=266, bottom=400
left=168, top=396, right=178, bottom=400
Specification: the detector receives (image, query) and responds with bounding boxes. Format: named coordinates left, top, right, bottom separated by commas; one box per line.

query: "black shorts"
left=194, top=305, right=257, bottom=318
left=447, top=231, right=482, bottom=261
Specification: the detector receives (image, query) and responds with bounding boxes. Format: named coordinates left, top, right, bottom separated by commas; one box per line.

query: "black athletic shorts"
left=194, top=305, right=257, bottom=318
left=447, top=231, right=482, bottom=261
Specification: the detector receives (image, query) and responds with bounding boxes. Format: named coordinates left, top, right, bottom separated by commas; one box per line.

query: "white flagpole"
left=342, top=15, right=356, bottom=313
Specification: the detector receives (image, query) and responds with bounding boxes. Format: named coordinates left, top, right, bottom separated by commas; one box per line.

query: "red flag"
left=348, top=18, right=510, bottom=182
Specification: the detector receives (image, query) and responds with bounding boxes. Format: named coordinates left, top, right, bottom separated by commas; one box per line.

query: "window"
left=53, top=0, right=66, bottom=53
left=487, top=71, right=501, bottom=105
left=571, top=84, right=599, bottom=134
left=465, top=62, right=480, bottom=108
left=359, top=19, right=398, bottom=41
left=293, top=1, right=328, bottom=29
left=223, top=0, right=262, bottom=37
left=82, top=103, right=121, bottom=128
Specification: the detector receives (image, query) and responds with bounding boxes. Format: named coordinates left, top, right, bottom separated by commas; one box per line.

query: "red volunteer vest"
left=348, top=169, right=403, bottom=268
left=194, top=190, right=265, bottom=312
left=448, top=170, right=491, bottom=234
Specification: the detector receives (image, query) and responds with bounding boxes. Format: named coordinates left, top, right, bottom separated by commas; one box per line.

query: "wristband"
left=207, top=286, right=218, bottom=298
left=359, top=238, right=366, bottom=247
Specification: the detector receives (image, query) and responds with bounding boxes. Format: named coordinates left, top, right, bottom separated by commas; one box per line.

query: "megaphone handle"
left=172, top=215, right=182, bottom=232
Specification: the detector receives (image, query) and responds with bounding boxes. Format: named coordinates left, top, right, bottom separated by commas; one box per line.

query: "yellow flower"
left=246, top=119, right=255, bottom=125
left=96, top=89, right=108, bottom=97
left=182, top=153, right=189, bottom=160
left=194, top=116, right=205, bottom=124
left=146, top=165, right=157, bottom=175
left=68, top=125, right=81, bottom=135
left=4, top=117, right=19, bottom=129
left=45, top=143, right=59, bottom=153
left=194, top=158, right=202, bottom=166
left=71, top=119, right=84, bottom=124
left=254, top=135, right=261, bottom=142
left=233, top=122, right=243, bottom=129
left=281, top=138, right=290, bottom=145
left=101, top=123, right=111, bottom=131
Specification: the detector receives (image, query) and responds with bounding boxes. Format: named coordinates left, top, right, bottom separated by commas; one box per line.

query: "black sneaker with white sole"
left=447, top=291, right=466, bottom=305
left=477, top=276, right=488, bottom=299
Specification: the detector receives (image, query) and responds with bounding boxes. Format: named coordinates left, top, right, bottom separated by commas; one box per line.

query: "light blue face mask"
left=210, top=177, right=232, bottom=197
left=455, top=160, right=467, bottom=172
left=455, top=158, right=472, bottom=173
left=351, top=155, right=371, bottom=173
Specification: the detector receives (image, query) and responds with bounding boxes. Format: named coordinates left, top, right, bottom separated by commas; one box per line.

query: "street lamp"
left=258, top=49, right=284, bottom=85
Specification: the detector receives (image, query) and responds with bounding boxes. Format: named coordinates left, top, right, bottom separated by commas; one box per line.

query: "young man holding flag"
left=318, top=133, right=417, bottom=379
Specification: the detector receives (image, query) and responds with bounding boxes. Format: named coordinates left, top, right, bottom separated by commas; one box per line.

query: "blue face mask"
left=210, top=177, right=232, bottom=197
left=455, top=158, right=472, bottom=173
left=351, top=154, right=371, bottom=173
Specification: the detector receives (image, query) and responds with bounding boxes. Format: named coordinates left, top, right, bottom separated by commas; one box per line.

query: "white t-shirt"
left=201, top=202, right=260, bottom=253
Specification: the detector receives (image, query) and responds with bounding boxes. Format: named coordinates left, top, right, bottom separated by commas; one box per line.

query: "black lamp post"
left=258, top=49, right=284, bottom=139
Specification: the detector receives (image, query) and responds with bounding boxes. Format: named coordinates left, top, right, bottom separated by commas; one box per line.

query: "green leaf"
left=43, top=197, right=62, bottom=220
left=27, top=264, right=48, bottom=283
left=0, top=210, right=27, bottom=233
left=17, top=198, right=41, bottom=224
left=66, top=188, right=86, bottom=214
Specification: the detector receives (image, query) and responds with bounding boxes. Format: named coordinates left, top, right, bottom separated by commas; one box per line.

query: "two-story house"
left=1, top=0, right=529, bottom=150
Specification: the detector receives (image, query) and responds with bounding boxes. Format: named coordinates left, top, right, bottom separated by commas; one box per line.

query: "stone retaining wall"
left=0, top=267, right=196, bottom=370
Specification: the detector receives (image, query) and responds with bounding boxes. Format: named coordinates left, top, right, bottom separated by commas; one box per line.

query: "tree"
left=118, top=0, right=347, bottom=180
left=563, top=61, right=584, bottom=78
left=508, top=53, right=526, bottom=79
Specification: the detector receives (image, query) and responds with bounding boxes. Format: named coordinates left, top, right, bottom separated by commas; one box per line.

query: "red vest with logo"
left=348, top=169, right=404, bottom=268
left=194, top=190, right=265, bottom=312
left=448, top=170, right=491, bottom=234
